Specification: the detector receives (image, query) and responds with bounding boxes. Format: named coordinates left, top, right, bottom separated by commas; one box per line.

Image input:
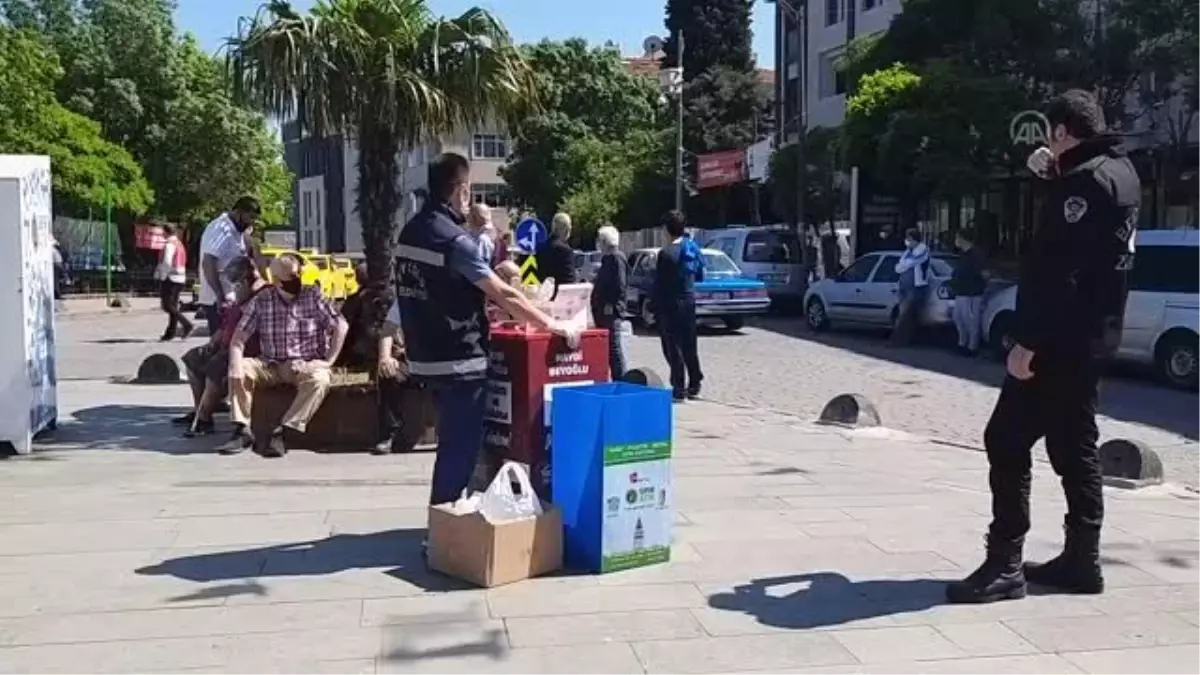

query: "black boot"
left=946, top=536, right=1027, bottom=604
left=1024, top=524, right=1104, bottom=594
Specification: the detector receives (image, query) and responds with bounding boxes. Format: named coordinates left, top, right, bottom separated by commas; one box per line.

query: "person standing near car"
left=890, top=229, right=931, bottom=346
left=155, top=223, right=194, bottom=341
left=591, top=224, right=630, bottom=380
left=654, top=210, right=705, bottom=402
left=198, top=197, right=260, bottom=335
left=950, top=228, right=988, bottom=356
left=393, top=152, right=579, bottom=508
left=946, top=90, right=1140, bottom=604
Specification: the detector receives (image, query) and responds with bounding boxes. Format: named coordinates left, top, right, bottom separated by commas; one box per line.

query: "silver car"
left=803, top=251, right=958, bottom=332
left=572, top=250, right=601, bottom=283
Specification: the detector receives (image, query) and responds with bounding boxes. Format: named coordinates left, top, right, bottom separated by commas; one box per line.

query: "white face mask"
left=904, top=239, right=916, bottom=249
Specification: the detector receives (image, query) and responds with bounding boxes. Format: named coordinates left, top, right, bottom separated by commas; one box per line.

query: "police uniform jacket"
left=1013, top=136, right=1141, bottom=361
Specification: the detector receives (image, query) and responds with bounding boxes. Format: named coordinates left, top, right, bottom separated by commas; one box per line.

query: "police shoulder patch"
left=1064, top=196, right=1089, bottom=224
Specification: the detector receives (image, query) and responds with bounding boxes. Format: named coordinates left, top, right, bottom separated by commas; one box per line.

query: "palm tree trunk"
left=356, top=116, right=402, bottom=292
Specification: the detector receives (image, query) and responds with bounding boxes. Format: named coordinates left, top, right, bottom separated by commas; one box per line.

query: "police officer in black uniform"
left=393, top=152, right=578, bottom=507
left=947, top=90, right=1140, bottom=604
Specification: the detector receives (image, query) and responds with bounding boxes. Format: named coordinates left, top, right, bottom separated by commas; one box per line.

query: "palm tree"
left=227, top=0, right=537, bottom=288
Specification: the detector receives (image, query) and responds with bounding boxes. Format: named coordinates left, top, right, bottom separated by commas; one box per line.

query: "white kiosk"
left=0, top=155, right=58, bottom=454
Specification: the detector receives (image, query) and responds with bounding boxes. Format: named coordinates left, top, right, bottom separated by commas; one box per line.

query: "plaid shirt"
left=236, top=285, right=339, bottom=362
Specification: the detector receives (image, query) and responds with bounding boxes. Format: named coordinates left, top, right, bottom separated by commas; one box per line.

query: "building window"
left=818, top=48, right=847, bottom=99
left=825, top=0, right=842, bottom=26
left=471, top=134, right=509, bottom=160
left=471, top=182, right=510, bottom=208
left=303, top=192, right=312, bottom=225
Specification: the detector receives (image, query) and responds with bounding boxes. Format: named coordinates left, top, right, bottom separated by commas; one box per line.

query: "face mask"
left=905, top=240, right=916, bottom=249
left=279, top=277, right=302, bottom=295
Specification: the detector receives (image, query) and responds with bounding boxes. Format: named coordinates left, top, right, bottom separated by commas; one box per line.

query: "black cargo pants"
left=983, top=357, right=1103, bottom=546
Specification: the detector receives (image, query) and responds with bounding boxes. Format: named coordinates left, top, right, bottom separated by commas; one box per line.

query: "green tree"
left=0, top=26, right=153, bottom=215
left=558, top=132, right=657, bottom=242
left=662, top=0, right=753, bottom=75
left=767, top=127, right=843, bottom=228
left=228, top=0, right=536, bottom=286
left=662, top=0, right=770, bottom=226
left=500, top=38, right=661, bottom=223
left=4, top=0, right=292, bottom=223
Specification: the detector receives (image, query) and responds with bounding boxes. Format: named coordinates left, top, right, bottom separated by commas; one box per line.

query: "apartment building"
left=775, top=0, right=902, bottom=141
left=283, top=121, right=514, bottom=254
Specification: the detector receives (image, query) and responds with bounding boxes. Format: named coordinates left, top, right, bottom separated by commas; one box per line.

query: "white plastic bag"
left=478, top=461, right=544, bottom=524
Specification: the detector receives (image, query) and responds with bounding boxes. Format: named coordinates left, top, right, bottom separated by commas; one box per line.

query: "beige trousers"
left=230, top=359, right=332, bottom=433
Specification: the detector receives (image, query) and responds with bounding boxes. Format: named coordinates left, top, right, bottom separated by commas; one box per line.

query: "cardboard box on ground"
left=427, top=462, right=563, bottom=588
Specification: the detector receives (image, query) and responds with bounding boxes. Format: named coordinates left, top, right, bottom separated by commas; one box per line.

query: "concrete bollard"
left=818, top=393, right=881, bottom=428
left=108, top=296, right=130, bottom=309
left=621, top=367, right=664, bottom=388
left=134, top=353, right=182, bottom=384
left=1099, top=438, right=1164, bottom=488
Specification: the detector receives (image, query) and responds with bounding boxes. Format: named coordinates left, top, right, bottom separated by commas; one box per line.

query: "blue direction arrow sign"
left=513, top=217, right=547, bottom=255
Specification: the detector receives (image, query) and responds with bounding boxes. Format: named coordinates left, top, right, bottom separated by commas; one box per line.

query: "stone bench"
left=250, top=370, right=437, bottom=452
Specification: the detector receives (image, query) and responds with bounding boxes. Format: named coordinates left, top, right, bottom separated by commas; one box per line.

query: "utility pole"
left=675, top=30, right=685, bottom=212
left=772, top=0, right=807, bottom=237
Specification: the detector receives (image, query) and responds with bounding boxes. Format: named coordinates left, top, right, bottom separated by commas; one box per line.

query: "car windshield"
left=703, top=251, right=741, bottom=276
left=312, top=257, right=330, bottom=270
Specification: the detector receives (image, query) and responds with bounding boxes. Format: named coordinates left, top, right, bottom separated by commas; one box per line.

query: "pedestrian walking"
left=392, top=152, right=578, bottom=510
left=950, top=228, right=987, bottom=356
left=654, top=210, right=705, bottom=402
left=155, top=223, right=193, bottom=341
left=198, top=197, right=260, bottom=336
left=890, top=229, right=930, bottom=346
left=591, top=224, right=630, bottom=380
left=946, top=90, right=1140, bottom=604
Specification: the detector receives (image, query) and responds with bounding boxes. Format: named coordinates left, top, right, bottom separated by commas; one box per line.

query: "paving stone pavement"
left=0, top=310, right=1196, bottom=673
left=625, top=316, right=1199, bottom=488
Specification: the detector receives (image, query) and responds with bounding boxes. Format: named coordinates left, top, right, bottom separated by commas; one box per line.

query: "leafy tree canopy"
left=2, top=0, right=292, bottom=222
left=0, top=25, right=153, bottom=215
left=501, top=38, right=662, bottom=223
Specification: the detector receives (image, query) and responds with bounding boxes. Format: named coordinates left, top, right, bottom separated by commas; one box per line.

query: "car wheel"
left=639, top=299, right=656, bottom=330
left=988, top=311, right=1016, bottom=361
left=805, top=297, right=830, bottom=331
left=723, top=317, right=745, bottom=331
left=1155, top=331, right=1199, bottom=390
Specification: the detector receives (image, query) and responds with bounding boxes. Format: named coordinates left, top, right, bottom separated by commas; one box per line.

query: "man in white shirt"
left=198, top=197, right=260, bottom=334
left=155, top=222, right=192, bottom=340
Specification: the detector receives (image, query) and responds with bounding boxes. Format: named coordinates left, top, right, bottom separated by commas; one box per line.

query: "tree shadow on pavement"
left=707, top=572, right=946, bottom=630
left=136, top=528, right=471, bottom=594
left=36, top=404, right=212, bottom=455
left=750, top=316, right=1199, bottom=441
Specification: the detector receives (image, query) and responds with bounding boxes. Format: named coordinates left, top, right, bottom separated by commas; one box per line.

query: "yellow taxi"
left=333, top=257, right=360, bottom=296
left=259, top=248, right=348, bottom=300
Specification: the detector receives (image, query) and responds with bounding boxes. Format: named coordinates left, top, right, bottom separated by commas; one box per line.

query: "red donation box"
left=484, top=325, right=610, bottom=497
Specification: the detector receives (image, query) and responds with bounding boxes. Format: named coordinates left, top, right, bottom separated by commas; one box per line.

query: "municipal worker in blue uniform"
left=393, top=152, right=579, bottom=506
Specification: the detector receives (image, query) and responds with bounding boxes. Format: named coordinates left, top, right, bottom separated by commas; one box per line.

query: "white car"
left=803, top=251, right=959, bottom=332
left=982, top=229, right=1199, bottom=389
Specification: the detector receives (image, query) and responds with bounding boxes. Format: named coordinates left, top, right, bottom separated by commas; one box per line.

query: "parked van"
left=701, top=225, right=805, bottom=302
left=982, top=228, right=1199, bottom=389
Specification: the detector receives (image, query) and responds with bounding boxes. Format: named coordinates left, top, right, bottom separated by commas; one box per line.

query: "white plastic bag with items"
left=478, top=461, right=544, bottom=524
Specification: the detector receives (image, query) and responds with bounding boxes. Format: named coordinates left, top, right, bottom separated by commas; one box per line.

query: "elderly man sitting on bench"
left=218, top=252, right=349, bottom=458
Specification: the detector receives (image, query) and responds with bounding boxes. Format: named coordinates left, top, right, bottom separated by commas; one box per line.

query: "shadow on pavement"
left=750, top=315, right=1199, bottom=441
left=707, top=572, right=946, bottom=630
left=136, top=528, right=471, bottom=594
left=37, top=404, right=210, bottom=455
